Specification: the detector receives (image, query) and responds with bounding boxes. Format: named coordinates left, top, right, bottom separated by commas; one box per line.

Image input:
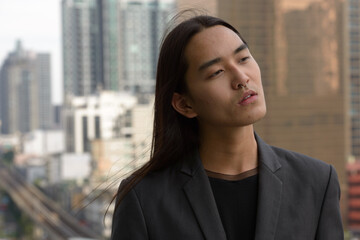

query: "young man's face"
left=178, top=25, right=266, bottom=129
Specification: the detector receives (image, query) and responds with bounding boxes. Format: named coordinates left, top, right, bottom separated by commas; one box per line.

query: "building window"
left=95, top=116, right=101, bottom=139
left=82, top=116, right=89, bottom=152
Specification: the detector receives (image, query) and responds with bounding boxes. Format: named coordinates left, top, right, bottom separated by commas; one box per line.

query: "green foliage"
left=0, top=149, right=14, bottom=165
left=1, top=192, right=35, bottom=239
left=18, top=212, right=34, bottom=238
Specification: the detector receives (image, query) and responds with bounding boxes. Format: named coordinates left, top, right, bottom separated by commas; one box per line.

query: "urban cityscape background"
left=0, top=0, right=357, bottom=239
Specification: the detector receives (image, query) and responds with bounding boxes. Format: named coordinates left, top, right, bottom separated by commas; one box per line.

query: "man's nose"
left=231, top=66, right=250, bottom=90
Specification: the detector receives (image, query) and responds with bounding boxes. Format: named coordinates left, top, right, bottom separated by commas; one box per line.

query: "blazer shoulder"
left=269, top=145, right=334, bottom=180
left=125, top=163, right=187, bottom=201
left=272, top=145, right=329, bottom=166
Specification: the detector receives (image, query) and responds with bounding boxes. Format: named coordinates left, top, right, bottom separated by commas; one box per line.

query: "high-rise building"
left=348, top=0, right=360, bottom=233
left=349, top=0, right=360, bottom=159
left=37, top=54, right=53, bottom=130
left=62, top=0, right=123, bottom=97
left=119, top=0, right=175, bottom=93
left=62, top=0, right=175, bottom=97
left=0, top=41, right=53, bottom=134
left=176, top=0, right=217, bottom=15
left=347, top=160, right=360, bottom=233
left=101, top=0, right=122, bottom=91
left=177, top=0, right=348, bottom=219
left=255, top=0, right=347, bottom=178
left=62, top=0, right=116, bottom=97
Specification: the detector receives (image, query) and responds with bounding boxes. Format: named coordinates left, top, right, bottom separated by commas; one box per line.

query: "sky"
left=0, top=0, right=62, bottom=104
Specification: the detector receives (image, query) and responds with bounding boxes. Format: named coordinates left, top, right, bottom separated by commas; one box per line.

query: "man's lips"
left=239, top=90, right=258, bottom=105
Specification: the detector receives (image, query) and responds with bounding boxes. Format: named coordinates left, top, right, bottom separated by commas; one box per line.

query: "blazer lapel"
left=180, top=151, right=227, bottom=240
left=179, top=134, right=282, bottom=240
left=254, top=134, right=283, bottom=240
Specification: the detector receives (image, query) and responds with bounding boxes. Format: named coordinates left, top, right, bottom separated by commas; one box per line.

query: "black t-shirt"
left=207, top=168, right=258, bottom=240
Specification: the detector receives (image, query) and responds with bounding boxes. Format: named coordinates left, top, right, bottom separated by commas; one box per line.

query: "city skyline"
left=0, top=0, right=354, bottom=238
left=0, top=0, right=176, bottom=105
left=0, top=0, right=62, bottom=104
left=0, top=40, right=53, bottom=134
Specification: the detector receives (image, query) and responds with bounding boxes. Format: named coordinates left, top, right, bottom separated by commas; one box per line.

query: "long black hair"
left=114, top=12, right=247, bottom=205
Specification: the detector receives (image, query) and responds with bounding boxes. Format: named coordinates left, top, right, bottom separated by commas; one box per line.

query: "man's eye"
left=210, top=69, right=224, bottom=78
left=240, top=56, right=250, bottom=62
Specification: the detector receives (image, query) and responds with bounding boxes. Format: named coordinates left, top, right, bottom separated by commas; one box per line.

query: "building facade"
left=62, top=0, right=111, bottom=97
left=64, top=91, right=153, bottom=182
left=119, top=0, right=174, bottom=93
left=177, top=0, right=349, bottom=220
left=348, top=0, right=360, bottom=233
left=62, top=0, right=175, bottom=97
left=349, top=0, right=360, bottom=159
left=64, top=91, right=137, bottom=153
left=0, top=41, right=52, bottom=134
left=36, top=54, right=53, bottom=130
left=348, top=160, right=360, bottom=234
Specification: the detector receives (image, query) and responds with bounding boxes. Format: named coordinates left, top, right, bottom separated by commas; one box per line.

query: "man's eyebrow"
left=198, top=44, right=249, bottom=72
left=198, top=58, right=221, bottom=71
left=234, top=43, right=248, bottom=54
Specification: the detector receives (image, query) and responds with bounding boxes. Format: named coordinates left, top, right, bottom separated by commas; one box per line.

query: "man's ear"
left=171, top=93, right=197, bottom=118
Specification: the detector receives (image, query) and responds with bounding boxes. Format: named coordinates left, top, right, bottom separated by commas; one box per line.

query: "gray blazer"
left=111, top=134, right=343, bottom=240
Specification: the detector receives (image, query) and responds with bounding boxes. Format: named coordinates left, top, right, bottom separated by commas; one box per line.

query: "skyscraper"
left=62, top=0, right=124, bottom=97
left=0, top=41, right=52, bottom=134
left=177, top=0, right=348, bottom=219
left=62, top=0, right=175, bottom=97
left=349, top=0, right=360, bottom=158
left=37, top=54, right=53, bottom=130
left=348, top=0, right=360, bottom=232
left=223, top=0, right=348, bottom=219
left=118, top=0, right=175, bottom=93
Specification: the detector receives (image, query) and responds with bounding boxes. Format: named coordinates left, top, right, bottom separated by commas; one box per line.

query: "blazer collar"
left=180, top=151, right=227, bottom=240
left=254, top=133, right=281, bottom=172
left=254, top=133, right=283, bottom=240
left=180, top=133, right=281, bottom=174
left=179, top=133, right=283, bottom=240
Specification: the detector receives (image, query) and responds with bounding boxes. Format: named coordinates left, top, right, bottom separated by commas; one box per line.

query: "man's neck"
left=199, top=125, right=258, bottom=175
